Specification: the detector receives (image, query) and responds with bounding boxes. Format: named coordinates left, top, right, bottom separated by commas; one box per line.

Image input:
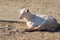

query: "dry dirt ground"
left=0, top=0, right=60, bottom=40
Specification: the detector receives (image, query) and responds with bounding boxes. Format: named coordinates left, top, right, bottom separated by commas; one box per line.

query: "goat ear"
left=27, top=9, right=29, bottom=13
left=25, top=9, right=29, bottom=13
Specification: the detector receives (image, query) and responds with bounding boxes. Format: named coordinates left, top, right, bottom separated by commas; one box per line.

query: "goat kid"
left=19, top=8, right=58, bottom=32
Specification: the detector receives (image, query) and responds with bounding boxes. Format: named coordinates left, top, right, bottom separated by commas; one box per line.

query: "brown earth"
left=0, top=0, right=60, bottom=40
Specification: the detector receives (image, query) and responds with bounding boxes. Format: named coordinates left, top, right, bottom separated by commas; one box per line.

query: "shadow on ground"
left=56, top=23, right=60, bottom=32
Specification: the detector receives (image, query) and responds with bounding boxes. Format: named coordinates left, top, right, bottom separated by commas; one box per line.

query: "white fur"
left=19, top=8, right=58, bottom=31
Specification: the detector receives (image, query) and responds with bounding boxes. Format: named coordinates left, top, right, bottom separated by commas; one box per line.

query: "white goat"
left=19, top=8, right=58, bottom=31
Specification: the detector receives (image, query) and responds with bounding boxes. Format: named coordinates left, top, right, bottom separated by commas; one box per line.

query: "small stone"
left=16, top=30, right=19, bottom=32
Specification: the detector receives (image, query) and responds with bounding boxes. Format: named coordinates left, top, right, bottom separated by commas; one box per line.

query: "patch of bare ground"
left=0, top=22, right=60, bottom=40
left=0, top=0, right=60, bottom=40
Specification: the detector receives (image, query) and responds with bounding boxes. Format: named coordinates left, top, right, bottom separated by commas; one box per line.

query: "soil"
left=0, top=0, right=60, bottom=40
